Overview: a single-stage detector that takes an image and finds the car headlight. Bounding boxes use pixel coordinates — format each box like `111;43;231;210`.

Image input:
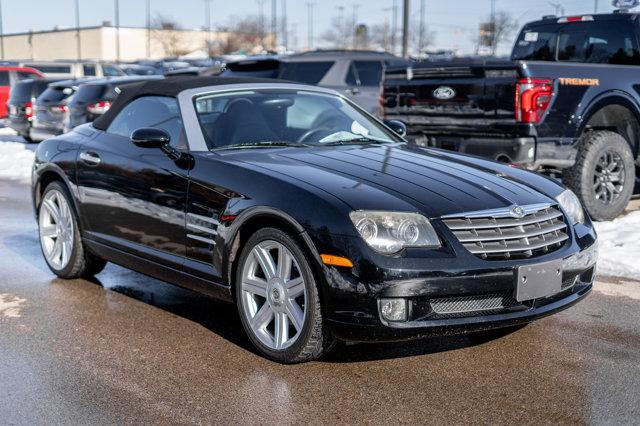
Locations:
555;189;585;225
349;211;440;254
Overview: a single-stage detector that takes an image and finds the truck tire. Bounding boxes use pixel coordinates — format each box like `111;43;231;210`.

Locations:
564;130;635;221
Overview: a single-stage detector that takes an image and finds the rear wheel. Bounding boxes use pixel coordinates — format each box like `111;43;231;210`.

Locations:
564;130;635;221
235;228;335;363
38;182;106;278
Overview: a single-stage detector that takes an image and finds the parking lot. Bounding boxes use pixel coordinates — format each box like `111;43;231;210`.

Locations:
1;159;639;424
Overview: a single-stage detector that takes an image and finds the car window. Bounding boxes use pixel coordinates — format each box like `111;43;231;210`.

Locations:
9;81;32;102
512;25;558;61
278;61;334;84
194;89;400;149
28;64;72;74
38;86;75;103
0;71;9;86
107;96;184;147
346;61;383;87
83;64;97;76
102;65;122;77
512;21;640;64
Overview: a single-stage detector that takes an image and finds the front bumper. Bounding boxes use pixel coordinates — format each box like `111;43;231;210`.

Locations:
317;223;597;343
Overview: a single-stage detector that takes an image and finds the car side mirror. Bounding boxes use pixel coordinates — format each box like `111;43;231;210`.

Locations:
384;119;407;137
131;127;171;148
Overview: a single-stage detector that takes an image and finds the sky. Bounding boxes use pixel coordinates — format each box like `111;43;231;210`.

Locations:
0;0;622;55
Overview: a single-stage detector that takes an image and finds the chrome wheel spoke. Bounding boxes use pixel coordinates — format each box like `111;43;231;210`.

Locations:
242;276;268;297
285;277;305;298
40;225;57;238
250;302;274;331
274;312;288;349
252;245;277;280
277;246;293;280
285;298;304;331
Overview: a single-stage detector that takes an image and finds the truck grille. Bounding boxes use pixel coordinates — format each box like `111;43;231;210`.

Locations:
442;204;568;260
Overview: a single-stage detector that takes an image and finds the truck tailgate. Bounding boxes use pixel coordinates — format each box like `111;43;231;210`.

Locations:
383;60;519;129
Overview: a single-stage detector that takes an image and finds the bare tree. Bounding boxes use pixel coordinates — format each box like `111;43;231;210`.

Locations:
151;15;189;57
217;16;265;54
321;16;351;49
474;11;518;55
410;19;435;55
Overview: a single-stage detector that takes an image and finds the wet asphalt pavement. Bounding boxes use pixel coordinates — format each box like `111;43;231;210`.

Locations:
1;177;639;425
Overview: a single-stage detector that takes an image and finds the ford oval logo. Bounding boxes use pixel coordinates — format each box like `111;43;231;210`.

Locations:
510;205;526;219
433;86;456;100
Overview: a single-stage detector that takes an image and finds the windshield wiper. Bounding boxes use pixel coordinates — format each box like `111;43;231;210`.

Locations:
215;141;308;150
320;136;394;146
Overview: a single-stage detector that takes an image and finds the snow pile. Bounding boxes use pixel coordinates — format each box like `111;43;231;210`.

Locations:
594;211;640;279
0;141;34;184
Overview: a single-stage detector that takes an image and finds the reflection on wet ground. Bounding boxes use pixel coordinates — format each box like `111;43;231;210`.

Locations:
1;180;639;424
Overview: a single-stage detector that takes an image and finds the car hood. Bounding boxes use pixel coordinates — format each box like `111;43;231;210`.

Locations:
223;144;561;218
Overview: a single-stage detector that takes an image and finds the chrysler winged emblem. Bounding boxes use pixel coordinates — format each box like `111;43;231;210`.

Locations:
510;205;526;219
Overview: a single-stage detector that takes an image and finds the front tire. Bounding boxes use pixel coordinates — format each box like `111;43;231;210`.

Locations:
564;130;635;221
38;182;107;278
235;228;334;363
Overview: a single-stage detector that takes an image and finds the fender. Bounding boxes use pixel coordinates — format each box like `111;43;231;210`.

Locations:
221;205;324;287
32;162;80;219
576;89;640;136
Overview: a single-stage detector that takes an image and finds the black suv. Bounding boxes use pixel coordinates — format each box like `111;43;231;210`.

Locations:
383;11;640;220
7;78;62;142
64;76;163;132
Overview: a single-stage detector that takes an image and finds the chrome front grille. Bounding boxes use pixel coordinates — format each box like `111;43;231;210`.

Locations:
442;204;569;260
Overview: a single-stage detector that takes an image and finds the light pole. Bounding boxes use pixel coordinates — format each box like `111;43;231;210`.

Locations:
418;0;425;54
391;0;397;55
306;2;314;50
257;0;266;49
205;0;212;55
0;0;5;61
114;0;120;62
146;0;151;58
281;0;288;51
271;0;277;49
75;0;81;60
401;0;409;58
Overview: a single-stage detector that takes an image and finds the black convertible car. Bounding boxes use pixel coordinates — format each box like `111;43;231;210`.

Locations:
32;77;597;363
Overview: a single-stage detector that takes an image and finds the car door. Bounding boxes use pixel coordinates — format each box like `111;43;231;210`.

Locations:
75;95;189;270
344;60;384;114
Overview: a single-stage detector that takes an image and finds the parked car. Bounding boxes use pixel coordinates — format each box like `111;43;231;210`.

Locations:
119;64;162;76
30;78;91;141
7;78;64;141
382;10;640;220
32;77;596;363
65;75;163;132
19;61;125;78
222;50;409;114
0;66;44;118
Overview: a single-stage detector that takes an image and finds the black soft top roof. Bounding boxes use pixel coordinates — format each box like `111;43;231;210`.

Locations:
93;76;279;131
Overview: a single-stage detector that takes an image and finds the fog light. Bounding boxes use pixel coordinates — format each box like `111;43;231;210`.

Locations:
379;298;408;322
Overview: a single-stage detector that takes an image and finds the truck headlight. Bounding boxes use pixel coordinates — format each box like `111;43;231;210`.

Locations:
556;189;585;225
349;211;440;254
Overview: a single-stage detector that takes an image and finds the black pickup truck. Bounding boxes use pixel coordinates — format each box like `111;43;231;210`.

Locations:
382;12;640;220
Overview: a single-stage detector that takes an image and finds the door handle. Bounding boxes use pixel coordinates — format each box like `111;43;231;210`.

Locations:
80;151;101;166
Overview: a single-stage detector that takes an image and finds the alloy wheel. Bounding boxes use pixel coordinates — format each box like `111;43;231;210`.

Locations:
39;189;74;271
593;150;625;205
240;240;307;350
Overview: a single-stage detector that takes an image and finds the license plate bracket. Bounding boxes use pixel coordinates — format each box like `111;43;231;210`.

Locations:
515;259;563;302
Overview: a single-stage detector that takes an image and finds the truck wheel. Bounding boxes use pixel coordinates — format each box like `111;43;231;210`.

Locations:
564;130;635;221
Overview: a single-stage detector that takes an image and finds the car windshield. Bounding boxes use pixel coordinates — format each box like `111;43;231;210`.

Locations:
194;89;401;150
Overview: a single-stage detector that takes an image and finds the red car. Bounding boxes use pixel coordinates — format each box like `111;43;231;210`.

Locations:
0;66;44;118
